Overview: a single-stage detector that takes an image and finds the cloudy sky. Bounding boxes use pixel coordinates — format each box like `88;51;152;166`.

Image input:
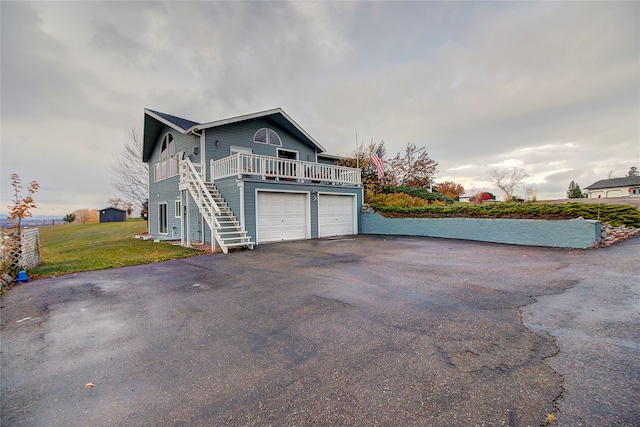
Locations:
1;1;638;215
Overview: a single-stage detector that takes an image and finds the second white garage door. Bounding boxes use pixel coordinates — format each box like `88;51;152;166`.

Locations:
256;191;308;243
318;194;356;238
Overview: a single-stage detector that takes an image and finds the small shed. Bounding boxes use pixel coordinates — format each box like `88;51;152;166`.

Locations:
99;207;127;223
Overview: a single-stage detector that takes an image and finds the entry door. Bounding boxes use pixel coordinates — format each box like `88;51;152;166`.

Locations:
318;194;356;237
257;192;308;243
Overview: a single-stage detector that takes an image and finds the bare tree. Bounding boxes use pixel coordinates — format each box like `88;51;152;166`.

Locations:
488;166;529;201
107;198;134;216
336;140;387;187
387;142;438;188
108;129;148;209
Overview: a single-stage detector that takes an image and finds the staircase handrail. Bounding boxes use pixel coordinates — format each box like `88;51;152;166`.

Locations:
183;158;221;216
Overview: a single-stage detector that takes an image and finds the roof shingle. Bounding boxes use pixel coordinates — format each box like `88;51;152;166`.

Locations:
585;176;640;189
147;109;200;131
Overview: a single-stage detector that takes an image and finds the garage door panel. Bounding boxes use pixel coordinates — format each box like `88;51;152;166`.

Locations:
257;192;308;243
319;194;355;238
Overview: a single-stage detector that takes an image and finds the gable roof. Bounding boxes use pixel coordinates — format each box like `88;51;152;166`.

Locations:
585;176;640;190
99;207;127;212
143;108;325;162
147;109;200;131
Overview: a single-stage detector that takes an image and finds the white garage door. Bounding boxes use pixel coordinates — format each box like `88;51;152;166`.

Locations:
318;194;356;238
257;192;308;243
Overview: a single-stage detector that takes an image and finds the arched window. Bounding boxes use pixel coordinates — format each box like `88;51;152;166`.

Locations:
160;133;175;160
154;133;179;182
253;128;282;146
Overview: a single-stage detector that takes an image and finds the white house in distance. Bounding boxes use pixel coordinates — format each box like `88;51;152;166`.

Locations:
584;176;640;198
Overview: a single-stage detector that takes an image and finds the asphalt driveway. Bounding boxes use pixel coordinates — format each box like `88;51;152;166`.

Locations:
1;235;638;426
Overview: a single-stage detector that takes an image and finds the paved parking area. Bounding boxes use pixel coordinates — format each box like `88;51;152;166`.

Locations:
1;235;638;426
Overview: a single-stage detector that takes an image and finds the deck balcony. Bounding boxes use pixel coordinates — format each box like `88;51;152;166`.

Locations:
211;153;361;186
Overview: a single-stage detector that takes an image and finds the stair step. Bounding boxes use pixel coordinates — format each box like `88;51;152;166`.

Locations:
186;176;254;252
222;241;254;248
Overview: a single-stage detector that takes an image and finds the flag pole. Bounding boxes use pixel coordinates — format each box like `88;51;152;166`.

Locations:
356;130;359;170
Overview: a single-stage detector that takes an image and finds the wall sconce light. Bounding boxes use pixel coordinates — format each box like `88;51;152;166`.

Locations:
215;140;220;148
307;154;311;160
194;146;199;155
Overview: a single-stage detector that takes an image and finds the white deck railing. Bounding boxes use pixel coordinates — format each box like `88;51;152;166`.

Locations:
211;154;361;185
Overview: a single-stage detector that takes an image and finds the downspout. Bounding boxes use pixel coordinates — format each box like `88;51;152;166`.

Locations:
190;128;205;179
180;191;186;246
191;128;210;246
186;193;191;248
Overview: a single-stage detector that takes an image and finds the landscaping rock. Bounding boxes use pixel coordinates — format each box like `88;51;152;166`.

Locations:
599;223;640;246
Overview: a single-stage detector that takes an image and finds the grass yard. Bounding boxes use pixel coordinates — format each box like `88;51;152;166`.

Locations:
30;219;202;278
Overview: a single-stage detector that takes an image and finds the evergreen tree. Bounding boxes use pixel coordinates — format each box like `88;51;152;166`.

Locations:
63;213;76;223
567;180;585;198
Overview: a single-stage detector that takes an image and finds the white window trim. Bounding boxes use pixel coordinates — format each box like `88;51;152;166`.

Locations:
253;128;282;146
154;133;179;182
230;146;252;155
277;148;298;160
175;200;182;218
158;202;168;235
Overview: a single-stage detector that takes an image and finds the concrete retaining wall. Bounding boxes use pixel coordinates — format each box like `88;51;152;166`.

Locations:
360;212;601;248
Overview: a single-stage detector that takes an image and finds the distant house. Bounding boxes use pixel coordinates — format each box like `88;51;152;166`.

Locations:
100;207;127;223
458;192;474;203
584;176;640;198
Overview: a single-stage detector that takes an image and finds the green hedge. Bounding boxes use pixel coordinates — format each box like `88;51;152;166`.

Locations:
380;186;454;203
370;202;640;227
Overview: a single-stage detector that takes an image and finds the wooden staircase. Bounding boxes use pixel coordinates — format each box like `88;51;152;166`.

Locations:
180;159;254;253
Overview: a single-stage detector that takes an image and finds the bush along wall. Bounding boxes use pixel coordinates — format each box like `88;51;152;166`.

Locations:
370;202;640;228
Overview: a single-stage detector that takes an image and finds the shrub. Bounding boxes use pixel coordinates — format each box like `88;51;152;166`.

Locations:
370;202;640;227
369;193;432;208
380;186;454;203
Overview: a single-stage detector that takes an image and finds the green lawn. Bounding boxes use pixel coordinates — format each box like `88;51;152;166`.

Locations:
30;219;202;278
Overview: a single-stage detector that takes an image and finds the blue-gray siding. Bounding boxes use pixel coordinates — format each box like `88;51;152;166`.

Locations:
360;212;601;249
148;125;199;239
213;177;362;244
203;118;318;180
146;118;362;243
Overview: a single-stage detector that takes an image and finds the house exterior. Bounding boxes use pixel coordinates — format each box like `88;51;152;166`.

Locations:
99;207;127;223
584;176;640;199
142;108;362;253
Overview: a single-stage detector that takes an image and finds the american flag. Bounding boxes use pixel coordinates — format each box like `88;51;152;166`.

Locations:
371;147;384;179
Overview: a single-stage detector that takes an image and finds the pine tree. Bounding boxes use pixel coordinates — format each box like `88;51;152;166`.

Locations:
567;180;585;198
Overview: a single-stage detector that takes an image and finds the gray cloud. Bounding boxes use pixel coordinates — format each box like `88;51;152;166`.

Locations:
1;1;638;214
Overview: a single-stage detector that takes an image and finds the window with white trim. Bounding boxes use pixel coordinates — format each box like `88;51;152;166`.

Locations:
253;128;282;146
154;133;179;181
230;146;252;156
175;200;182;218
158;202;168;234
